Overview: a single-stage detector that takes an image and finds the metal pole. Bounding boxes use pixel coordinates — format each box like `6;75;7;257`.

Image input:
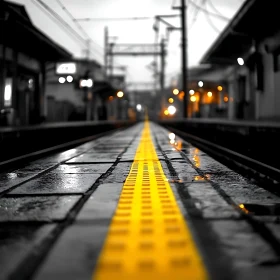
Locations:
104;26;108;78
181;0;188;118
108;43;114;80
160;38;165;92
154;18;159;94
0;0;6;112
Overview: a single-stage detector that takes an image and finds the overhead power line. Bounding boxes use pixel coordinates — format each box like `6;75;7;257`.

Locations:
32;0;87;47
188;0;230;21
75;17;153;22
33;0;104;63
55;0;105;61
205;0;221;33
189;0;204;29
56;0;89;40
207;0;224;16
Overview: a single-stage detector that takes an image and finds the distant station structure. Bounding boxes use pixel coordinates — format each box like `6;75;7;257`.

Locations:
200;0;280;121
0;0;72;126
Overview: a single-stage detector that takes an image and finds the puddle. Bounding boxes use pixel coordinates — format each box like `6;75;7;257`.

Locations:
239;203;280;216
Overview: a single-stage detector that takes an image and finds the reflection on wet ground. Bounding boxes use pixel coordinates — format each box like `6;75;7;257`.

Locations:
239;203;280;216
168;131;203;168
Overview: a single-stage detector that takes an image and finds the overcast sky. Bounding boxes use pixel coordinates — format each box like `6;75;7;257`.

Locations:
11;0;245;88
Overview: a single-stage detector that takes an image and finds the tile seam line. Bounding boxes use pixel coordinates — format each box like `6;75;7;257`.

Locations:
153;123;237;280
7;125;143;280
92;120;209;280
160;123;280;259
0;127;141;197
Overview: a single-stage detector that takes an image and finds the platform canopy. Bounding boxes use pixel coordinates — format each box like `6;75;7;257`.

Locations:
1;0;72;61
200;0;280;65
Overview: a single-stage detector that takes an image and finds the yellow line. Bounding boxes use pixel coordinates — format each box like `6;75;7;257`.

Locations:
93;121;209;280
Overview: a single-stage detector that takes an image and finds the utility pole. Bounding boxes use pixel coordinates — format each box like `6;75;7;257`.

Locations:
160;38;165;92
109;43;114;79
0;0;6;112
104;26;108;78
181;0;188;118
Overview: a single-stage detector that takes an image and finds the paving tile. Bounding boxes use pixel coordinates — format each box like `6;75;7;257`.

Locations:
50;164;112;174
77;183;123;221
89;148;124;153
175;173;205;183
181;182;240;219
164;151;184;160
186;182;228;205
265;223;280;243
170;160;198;174
9;174;100;195
119;153;136;161
102;162;132;183
209;220;280;280
0;196;81;221
0;173;35;194
0;224;55;280
66;154;118;163
30;148;87;164
33;224;109;280
207;172;280;205
189;154;232;173
13;163;57;174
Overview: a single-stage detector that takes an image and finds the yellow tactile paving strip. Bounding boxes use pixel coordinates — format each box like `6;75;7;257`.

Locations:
93;121;208;280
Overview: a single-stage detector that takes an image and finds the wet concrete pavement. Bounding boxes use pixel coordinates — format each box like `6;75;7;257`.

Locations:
1;122;280;280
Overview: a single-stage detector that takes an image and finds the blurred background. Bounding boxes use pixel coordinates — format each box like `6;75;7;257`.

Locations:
2;0;278;125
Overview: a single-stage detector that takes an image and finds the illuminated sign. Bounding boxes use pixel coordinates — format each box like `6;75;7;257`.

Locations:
80;79;94;88
56;63;76;74
4;78;12;107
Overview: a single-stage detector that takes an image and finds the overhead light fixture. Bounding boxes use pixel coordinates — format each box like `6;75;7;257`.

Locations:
58;77;66;83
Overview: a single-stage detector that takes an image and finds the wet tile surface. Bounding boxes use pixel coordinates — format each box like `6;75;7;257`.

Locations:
0;196;81;221
170;160;199;174
33;224;108;280
164;151;184;160
0;173;35;194
176;173;206;183
102;162;132;183
2;122;280;280
9;174;100;194
181;182;241;219
207;172;280;204
50;164;112;174
77;183;123;221
209;220;280;279
13;163;57;174
66;154;119;163
191;154;232;173
0;224;55;280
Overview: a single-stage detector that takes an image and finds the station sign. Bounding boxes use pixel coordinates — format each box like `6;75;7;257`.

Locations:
56;62;76;74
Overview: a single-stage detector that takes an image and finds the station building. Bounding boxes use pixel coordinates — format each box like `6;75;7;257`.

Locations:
45;59;116;122
200;0;280;121
0;0;72;126
45;63;137;122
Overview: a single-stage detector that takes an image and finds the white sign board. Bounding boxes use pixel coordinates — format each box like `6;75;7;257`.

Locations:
56;62;76;74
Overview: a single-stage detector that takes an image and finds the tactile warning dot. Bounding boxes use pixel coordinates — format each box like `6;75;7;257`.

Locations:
138;260;155;269
106;243;126;251
168;240;188;248
170;257;191;267
139;242;154;250
141;218;153;224
93;121;208;280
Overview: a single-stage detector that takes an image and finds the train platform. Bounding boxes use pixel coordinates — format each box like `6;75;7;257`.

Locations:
1;120;280;280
